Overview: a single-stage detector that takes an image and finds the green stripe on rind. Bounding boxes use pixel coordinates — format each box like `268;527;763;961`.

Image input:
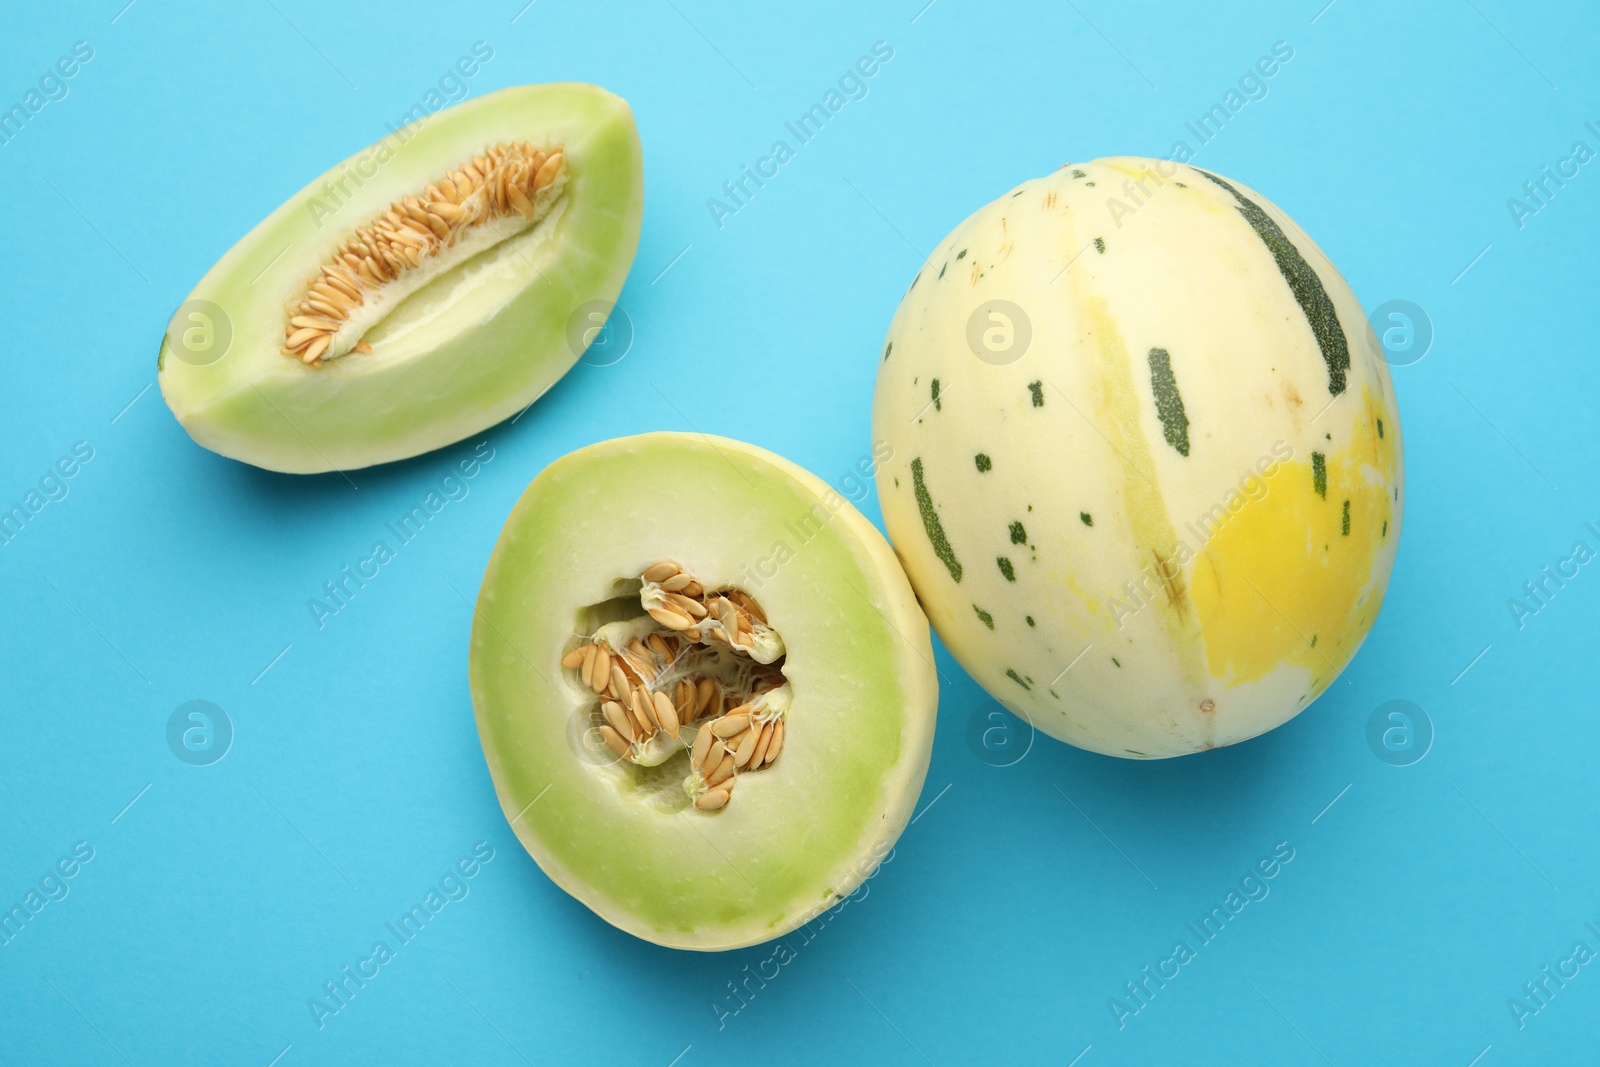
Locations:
1312;452;1327;498
911;457;962;583
1197;170;1350;397
1146;347;1190;457
973;605;994;629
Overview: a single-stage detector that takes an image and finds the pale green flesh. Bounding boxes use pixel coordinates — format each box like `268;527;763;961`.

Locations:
159;83;643;473
469;434;938;950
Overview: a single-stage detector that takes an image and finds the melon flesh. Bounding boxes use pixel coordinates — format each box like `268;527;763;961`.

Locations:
872;158;1403;758
158;83;643;473
469;433;938;950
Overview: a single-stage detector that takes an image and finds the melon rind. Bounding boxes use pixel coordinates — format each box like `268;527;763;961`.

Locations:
158;83;644;473
872;158;1404;758
469;433;938;950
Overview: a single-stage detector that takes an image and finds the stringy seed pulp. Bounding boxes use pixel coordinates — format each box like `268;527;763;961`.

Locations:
284;140;568;366
561;562;788;813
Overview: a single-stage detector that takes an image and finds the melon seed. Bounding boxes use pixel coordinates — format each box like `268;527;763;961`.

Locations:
560;561;789;810
282;140;568;366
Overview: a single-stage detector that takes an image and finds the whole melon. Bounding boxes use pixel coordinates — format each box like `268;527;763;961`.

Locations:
872;158;1403;758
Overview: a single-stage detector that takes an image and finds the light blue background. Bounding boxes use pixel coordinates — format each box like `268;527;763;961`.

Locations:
3;1;1596;1063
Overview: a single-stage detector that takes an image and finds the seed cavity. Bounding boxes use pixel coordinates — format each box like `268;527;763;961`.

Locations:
562;562;789;813
283;140;568;366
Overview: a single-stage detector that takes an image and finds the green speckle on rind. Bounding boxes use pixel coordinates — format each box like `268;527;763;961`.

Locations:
1197;169;1350;397
911;457;962;583
957;249;968;260
974;453;991;472
1093;237;1105;254
1009;521;1027;544
1080;512;1093;527
931;379;941;411
1376;417;1384;438
1028;381;1043;407
1006;668;1030;690
1025;615;1035;627
1341;499;1350;535
973;605;994;629
1312;452;1327;498
883;341;893;362
996;557;1015;582
1146;347;1190;457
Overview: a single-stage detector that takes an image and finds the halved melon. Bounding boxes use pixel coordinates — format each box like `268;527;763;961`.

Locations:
158;83;643;473
469;433;937;950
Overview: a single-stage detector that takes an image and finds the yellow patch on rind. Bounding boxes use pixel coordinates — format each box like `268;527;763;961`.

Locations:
1190;386;1398;688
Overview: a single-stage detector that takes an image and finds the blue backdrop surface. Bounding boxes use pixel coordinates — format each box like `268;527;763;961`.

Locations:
2;1;1597;1063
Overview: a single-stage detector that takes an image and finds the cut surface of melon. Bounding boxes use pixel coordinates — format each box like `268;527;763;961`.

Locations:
159;83;643;473
470;433;938;950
